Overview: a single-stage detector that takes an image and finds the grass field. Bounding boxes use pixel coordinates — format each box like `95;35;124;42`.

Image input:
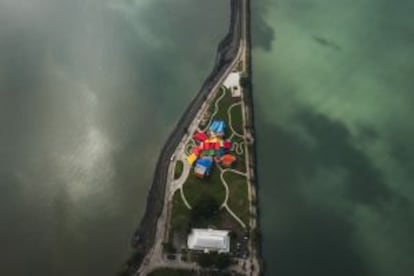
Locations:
182;165;226;207
169;184;245;248
211;88;239;124
223;171;249;227
174;160;184;179
170;190;191;234
229;103;243;135
168;83;250;254
231;135;247;173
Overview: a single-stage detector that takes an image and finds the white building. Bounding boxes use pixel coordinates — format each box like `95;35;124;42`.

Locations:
223;72;241;97
187;228;230;253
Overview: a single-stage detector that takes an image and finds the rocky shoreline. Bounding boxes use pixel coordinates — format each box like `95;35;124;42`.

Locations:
242;1;265;274
127;0;263;274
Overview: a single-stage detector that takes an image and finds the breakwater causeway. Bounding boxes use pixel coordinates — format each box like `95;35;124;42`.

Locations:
127;0;262;273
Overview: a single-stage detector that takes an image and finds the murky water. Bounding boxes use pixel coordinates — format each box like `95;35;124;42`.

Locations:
2;0;413;275
0;0;228;275
252;0;414;275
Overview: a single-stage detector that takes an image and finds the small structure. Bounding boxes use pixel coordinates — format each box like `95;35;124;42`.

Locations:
223;72;241;97
187;121;237;175
187;153;198;165
187;228;230;253
193;131;208;142
223;140;232;150
221;154;236;167
194;157;213;178
209;121;225;137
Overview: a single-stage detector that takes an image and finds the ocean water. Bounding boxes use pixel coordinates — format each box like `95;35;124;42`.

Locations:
252;0;414;275
2;0;413;275
0;0;228;275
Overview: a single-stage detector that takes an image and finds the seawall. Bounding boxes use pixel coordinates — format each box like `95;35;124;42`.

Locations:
242;0;265;274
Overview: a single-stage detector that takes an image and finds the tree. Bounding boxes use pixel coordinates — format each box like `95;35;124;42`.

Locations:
172;214;190;234
240;76;250;88
162;242;176;254
190;196;220;225
197;252;231;269
197;252;216;268
215;254;231;270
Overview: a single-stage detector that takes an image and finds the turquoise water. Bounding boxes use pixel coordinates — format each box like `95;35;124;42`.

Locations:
252;0;414;275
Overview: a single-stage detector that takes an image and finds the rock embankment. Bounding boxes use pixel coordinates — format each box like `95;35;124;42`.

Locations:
241;1;265;274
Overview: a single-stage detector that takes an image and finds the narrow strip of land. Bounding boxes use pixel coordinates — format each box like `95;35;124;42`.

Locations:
127;1;261;275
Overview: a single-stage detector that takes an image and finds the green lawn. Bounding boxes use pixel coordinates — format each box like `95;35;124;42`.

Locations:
170;190;191;234
208;87;225;114
229;103;244;135
168;84;250;254
182;165;226;208
199;88;225;129
169;181;245;246
200;86;240;132
223;171;249;227
174;160;184;179
211;88;239;123
184;139;196;156
189;207;245;236
231;135;247;173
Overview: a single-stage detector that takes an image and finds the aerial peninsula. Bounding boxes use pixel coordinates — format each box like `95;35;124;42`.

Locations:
123;1;262;275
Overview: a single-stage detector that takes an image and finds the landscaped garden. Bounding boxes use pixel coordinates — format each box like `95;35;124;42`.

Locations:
167;83;250;256
223;171;249;227
182;165;226;207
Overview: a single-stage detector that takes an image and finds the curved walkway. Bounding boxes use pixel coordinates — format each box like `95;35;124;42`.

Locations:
224;168;247;177
169;156;192;209
176;80;248;230
184;139;196;156
200;86;226;132
219;167;247;229
224;205;246;229
228;102;244;138
232;141;245;156
179;163;246;229
180;187;192;210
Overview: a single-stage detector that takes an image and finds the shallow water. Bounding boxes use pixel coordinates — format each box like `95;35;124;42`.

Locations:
252;0;414;275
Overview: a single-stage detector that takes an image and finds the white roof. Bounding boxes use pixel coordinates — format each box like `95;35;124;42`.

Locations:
223;72;241;97
187;228;230;253
223;72;240;89
194;165;207;175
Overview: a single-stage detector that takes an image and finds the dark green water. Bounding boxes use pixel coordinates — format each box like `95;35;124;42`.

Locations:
0;0;228;275
1;0;413;275
252;0;414;275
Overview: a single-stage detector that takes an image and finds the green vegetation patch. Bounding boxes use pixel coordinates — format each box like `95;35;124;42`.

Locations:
185;139;196;155
207;87;226;115
170;190;191;234
182;166;226;208
191;207;242;232
196;252;231;269
223;171;249;227
148;268;194;276
229;103;244;135
231;135;247;173
200;86;241;131
211;88;238;123
174;160;184;179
